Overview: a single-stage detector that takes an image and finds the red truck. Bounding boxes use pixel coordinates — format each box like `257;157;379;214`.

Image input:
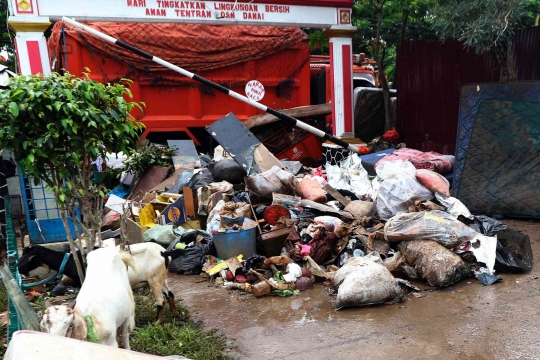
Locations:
49;22;377;161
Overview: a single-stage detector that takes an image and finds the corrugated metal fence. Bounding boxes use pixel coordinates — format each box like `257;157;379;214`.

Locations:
514;26;540;81
395;27;540;154
395;40;499;154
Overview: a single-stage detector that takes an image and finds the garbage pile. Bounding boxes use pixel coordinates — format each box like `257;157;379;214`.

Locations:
94;122;533;310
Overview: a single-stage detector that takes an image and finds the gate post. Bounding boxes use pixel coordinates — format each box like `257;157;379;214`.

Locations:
324;25;357;138
8;0;51;75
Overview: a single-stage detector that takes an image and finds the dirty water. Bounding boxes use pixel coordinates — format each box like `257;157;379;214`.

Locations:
168;220;540;360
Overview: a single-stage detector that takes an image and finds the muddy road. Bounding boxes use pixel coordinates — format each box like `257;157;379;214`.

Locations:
169;220;540;360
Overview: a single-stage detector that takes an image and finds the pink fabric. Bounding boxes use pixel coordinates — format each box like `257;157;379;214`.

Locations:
297;244;313;256
375;148;454;174
416;169;451;196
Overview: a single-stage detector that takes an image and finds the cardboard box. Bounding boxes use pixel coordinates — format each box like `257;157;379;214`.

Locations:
124;218;148;244
158;196;186;225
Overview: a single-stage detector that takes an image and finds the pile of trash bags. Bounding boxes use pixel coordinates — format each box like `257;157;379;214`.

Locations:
101;143;534;310
189;150;532;309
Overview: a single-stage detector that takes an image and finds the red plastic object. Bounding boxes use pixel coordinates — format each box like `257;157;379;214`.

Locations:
263;127;323;163
359;145;371;154
263;205;291;226
382;128;399;144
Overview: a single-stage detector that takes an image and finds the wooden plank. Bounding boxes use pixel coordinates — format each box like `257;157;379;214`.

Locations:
253;144;284;172
322;184;351;207
182;186;197;218
244;103;332;129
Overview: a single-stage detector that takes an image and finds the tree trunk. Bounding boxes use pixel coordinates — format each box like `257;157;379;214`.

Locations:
400;10;409;44
382;83;393;131
373;3;393;131
500;44;517;81
60;210;85;285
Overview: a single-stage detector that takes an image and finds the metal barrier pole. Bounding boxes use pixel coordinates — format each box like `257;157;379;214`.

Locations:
61;17;360;155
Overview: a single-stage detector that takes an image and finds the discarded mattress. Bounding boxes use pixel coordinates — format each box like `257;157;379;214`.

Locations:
360;148;395;176
374;148;455;174
453;99;540;217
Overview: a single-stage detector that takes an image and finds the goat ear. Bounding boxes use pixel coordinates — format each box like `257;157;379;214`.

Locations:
69;301;76;310
14;254;36;268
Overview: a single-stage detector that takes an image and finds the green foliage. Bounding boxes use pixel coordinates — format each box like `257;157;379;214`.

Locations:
122;141;174;176
130;289;232;360
0;1;16;73
354;0;437;82
305;1;437;82
306;30;329;55
432;0;537;58
0;71;143;255
0;71;143;204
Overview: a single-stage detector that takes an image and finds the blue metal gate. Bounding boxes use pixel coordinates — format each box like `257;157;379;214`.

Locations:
19;174;79;243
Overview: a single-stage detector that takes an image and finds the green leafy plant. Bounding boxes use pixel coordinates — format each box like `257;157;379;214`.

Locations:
0;71;144;283
130;289;232;359
432;0;538;80
123;141;174;176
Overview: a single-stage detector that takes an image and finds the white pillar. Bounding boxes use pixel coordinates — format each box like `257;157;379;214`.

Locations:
324;25;356;138
8;14;51;75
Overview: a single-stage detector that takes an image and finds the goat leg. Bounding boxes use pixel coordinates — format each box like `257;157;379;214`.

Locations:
155;305;164;325
165;290;179;318
120;320;131;350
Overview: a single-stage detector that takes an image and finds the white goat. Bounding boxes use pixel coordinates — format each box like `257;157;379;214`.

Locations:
40;248;135;349
120;242;178;324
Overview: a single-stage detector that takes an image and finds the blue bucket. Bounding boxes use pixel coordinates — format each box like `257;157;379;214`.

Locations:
212;228;257;259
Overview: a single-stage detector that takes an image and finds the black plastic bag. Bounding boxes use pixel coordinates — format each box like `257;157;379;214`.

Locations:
469;215;508;236
232;191;250;204
186;169;214;190
244;254;266;272
494;229;533;273
167;230;213;250
164;230;216;274
2;158;16;178
165;245;211;274
208;159;247;184
255;205;267;219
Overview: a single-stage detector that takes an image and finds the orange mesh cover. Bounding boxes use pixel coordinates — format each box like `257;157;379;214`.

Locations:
48;21;308;72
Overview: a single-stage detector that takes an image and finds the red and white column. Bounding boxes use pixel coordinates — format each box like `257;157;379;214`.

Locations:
325;25;356;138
8;0;51;75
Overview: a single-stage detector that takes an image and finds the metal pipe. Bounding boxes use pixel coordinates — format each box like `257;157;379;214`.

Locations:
61;17;360;154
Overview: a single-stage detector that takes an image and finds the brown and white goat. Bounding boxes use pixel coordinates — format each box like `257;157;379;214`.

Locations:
18;242;178;324
40;248;135;349
121;242;178;324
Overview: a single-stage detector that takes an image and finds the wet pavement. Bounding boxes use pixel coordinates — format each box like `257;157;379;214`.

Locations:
168;220;540;360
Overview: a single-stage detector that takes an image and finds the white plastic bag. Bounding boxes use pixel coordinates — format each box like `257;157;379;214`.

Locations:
376;160;417;180
326;154;373;199
283;263;303;283
454;234;497;274
435;193;474;220
375;160;433;220
384;210;479;248
333;252;401;309
206;200;226;233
